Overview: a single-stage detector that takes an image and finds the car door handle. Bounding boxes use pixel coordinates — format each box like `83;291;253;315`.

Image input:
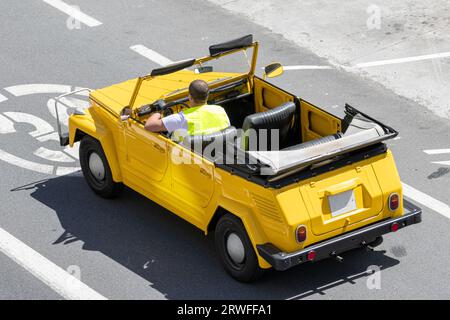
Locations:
199;168;212;178
153;143;165;153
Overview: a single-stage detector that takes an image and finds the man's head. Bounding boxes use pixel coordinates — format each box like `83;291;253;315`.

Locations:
188;79;209;106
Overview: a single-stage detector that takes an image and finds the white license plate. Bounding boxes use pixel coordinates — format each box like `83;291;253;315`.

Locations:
328;189;357;217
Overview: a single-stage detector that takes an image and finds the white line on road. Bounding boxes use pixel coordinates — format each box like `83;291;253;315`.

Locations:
0;114;16;134
431;161;450;166
354;51;450;68
283;65;333;70
272;52;450;72
34;147;76;163
0;227;106;300
130;45;174;66
0;149;54;175
0;93;7;103
42;0;102;27
423;149;450;155
4;112;54;137
4;84;71;97
403;183;450;220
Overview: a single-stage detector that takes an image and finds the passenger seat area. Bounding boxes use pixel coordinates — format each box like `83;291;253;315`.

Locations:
181;126;237;160
241;101;296;151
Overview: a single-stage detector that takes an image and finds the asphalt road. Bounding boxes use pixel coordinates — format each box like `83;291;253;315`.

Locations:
0;0;449;300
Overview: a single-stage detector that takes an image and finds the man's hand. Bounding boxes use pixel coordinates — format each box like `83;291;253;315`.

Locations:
144;113;167;132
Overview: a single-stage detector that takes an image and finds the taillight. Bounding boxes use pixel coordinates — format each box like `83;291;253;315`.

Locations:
389;193;400;211
296;225;307;243
391;222;399;232
307;250;316;261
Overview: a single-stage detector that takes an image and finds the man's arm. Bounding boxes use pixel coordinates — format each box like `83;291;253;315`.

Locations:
145;112;187;134
144;113;167;132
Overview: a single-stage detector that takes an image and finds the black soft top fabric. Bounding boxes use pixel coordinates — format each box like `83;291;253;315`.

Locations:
150;59;196;76
209;34;253;56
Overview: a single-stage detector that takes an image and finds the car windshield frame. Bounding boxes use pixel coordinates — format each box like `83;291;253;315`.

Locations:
128;41;259;109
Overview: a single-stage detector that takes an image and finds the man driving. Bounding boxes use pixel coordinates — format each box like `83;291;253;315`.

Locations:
144;79;230;140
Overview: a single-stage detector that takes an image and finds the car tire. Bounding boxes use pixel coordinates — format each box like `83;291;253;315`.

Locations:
215;214;264;282
368;236;383;248
79;135;123;198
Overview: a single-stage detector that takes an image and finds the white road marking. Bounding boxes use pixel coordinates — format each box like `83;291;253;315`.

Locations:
268;51;450;73
5;84;71;97
73;87;91;96
34;147;76;163
354;51;450;68
403;183;450;220
42;0;102;27
0;227;106;300
431;161;450;166
0;84;81;175
0;149;54;175
36;131;60;142
423;149;450;155
63;142;80;159
130;45;174;66
0;93;7;103
0;114;16;134
283;65;333;70
4;112;54;137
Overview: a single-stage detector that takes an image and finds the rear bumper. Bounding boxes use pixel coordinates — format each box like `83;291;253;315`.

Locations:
256;199;422;271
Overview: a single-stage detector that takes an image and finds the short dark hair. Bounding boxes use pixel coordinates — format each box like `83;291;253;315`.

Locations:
189;80;209;103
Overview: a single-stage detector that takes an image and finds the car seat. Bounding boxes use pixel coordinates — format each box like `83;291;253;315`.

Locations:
241;101;296;151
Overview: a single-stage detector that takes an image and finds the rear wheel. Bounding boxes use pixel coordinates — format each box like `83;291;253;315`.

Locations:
215;214;264;282
368;236;383;248
79;135;123;198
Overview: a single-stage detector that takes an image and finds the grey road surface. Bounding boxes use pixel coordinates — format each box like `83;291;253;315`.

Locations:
0;0;449;299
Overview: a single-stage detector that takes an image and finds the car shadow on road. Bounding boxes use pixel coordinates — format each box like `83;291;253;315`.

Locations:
21;172;400;300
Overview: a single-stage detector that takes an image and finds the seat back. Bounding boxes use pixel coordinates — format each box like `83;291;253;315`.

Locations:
181;126;237;159
242;101;296;150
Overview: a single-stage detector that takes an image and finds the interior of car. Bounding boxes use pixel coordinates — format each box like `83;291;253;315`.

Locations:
176;75;342;155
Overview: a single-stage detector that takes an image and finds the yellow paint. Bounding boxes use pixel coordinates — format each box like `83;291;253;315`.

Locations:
68;41;403;270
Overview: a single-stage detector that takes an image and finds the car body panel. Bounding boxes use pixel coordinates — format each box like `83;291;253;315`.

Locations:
65;38;418;272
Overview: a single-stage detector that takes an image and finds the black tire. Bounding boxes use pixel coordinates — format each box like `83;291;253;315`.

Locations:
79;135;123;198
368;236;383;248
215;214;264;282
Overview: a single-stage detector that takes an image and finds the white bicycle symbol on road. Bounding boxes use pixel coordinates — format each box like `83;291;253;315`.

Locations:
0;84;89;176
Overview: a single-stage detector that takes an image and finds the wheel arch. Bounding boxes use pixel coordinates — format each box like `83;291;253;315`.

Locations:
207;201;271;269
70;114;123;182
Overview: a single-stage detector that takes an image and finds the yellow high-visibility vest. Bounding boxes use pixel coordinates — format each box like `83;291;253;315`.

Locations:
183;104;230;136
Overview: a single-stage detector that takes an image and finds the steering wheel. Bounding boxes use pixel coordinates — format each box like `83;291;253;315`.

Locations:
168;102;190;115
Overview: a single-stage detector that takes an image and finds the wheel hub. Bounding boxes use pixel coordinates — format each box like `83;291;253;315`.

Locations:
88;152;105;181
226;233;245;265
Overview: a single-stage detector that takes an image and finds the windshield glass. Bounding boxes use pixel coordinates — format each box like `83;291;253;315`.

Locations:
191;47;254;74
158;47;253;99
131;46;254;107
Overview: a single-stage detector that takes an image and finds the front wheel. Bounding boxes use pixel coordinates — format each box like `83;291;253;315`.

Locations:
79;135;123;198
215;214;264;282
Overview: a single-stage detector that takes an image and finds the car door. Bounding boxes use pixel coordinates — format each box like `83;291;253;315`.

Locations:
124;119;168;189
169;143;215;223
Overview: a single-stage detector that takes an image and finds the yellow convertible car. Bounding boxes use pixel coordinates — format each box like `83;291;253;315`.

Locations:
55;35;421;282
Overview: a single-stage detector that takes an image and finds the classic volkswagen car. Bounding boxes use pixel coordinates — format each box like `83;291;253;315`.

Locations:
55;35;421;282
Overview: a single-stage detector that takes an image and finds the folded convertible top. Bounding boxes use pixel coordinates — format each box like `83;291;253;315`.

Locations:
250;117;395;176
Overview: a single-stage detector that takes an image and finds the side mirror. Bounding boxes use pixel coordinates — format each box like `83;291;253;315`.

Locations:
120;107;132;121
263;62;284;79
